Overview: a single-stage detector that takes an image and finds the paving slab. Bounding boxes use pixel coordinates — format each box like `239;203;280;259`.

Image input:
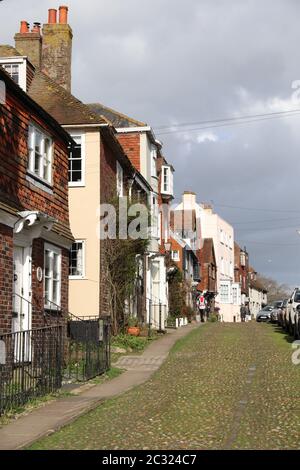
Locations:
0;323;198;450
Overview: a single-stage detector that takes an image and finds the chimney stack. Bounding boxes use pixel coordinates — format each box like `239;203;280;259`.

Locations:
42;5;73;92
15;20;42;69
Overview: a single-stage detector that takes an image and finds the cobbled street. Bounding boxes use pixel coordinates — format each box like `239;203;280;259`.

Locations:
30;322;300;450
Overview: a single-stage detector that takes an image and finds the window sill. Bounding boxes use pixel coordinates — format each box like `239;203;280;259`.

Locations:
69;275;86;280
44;307;62;314
26;171;53;194
68;182;86;188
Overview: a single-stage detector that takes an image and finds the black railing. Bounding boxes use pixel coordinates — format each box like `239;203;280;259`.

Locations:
64;315;111;382
0;325;63;416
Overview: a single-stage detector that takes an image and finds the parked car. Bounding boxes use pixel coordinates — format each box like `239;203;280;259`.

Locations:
270;300;284;323
285;288;300;337
256;305;274;322
277;299;288;327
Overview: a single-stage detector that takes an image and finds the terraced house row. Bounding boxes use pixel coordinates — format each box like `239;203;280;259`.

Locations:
0;5;267;340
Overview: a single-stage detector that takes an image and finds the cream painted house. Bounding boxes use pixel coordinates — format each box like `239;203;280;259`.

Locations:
199;204;241;322
173;193;241;322
67;127;101;317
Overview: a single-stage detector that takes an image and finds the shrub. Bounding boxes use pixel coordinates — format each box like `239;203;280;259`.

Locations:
111;333;149;352
208;313;219;323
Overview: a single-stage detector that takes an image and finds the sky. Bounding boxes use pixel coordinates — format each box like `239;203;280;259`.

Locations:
1;0;300;287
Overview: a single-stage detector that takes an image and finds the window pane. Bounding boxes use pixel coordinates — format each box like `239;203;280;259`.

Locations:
45;250;51;277
69;137;82;183
69;242;83;276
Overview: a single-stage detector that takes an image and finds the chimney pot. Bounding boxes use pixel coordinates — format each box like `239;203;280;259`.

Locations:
20;21;29;34
59;6;69;24
32;22;41;34
48;8;57;24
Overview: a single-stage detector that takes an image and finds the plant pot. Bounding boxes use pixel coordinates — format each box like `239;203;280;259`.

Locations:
127;326;140;336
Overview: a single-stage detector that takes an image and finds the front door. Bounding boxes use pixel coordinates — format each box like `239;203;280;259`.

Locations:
12;246;31;333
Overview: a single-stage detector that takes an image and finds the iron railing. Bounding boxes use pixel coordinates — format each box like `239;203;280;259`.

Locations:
64;315;111;382
146;296;168;335
0;325;63;416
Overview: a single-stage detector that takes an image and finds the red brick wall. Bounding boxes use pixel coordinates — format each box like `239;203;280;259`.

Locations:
0;89;70;227
0;224;13;334
117;133;141;171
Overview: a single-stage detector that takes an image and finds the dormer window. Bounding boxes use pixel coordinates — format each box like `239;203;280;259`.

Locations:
2;63;19;84
0;57;27;91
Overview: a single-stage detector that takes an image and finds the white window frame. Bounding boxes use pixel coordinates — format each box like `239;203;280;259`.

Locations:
151;145;157;178
150;193;159;239
220;281;230;303
68;133;86;187
171;250;180;262
69;240;86;279
0;57;27;91
28;123;53;186
116;161;124;197
161;165;170;193
44;243;62;309
2;63;19;84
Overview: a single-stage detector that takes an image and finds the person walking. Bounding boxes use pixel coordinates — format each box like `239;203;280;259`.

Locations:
198;294;206;322
240;304;247;322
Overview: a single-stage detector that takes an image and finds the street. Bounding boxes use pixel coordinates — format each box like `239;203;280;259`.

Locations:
30;322;300;450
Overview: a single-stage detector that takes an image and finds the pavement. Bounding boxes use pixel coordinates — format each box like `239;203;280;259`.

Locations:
0;322;198;450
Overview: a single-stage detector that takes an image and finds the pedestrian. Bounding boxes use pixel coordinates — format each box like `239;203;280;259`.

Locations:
240;304;247;322
245;303;251;322
198;294;206;322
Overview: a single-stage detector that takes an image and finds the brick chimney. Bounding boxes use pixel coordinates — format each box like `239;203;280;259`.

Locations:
41;6;73;92
14;21;42;69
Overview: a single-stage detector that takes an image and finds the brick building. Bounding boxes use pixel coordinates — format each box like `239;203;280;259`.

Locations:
0;67;73;334
198;238;217;312
234;242;249;305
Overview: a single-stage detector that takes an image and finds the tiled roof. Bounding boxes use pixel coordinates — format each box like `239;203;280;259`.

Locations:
28;71;108;126
0;45;22;57
88;103;146;128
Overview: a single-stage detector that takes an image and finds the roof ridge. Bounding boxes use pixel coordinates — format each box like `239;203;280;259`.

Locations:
88;102;147;127
32;71;107;124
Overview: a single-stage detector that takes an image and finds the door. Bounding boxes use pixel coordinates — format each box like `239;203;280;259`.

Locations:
12;246;31;333
13;246;32;362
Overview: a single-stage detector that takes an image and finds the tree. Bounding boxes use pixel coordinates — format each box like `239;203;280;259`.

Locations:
256;274;291;303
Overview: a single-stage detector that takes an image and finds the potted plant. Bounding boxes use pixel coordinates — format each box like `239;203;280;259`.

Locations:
127;316;141;336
